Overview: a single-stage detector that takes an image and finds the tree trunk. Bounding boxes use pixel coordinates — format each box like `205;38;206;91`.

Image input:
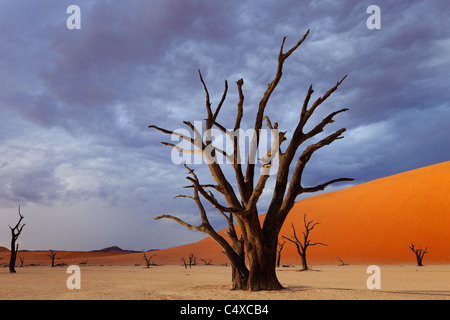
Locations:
246;242;283;291
244;217;283;291
228;229;249;290
300;254;308;271
277;252;281;268
230;265;249;290
9;208;24;274
276;241;285;268
9;243;18;273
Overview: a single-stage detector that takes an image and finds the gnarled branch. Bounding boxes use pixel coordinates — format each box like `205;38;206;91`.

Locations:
300;177;356;194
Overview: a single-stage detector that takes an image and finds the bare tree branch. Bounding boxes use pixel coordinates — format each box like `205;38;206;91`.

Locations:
198;69;213;120
148;125;195;145
246;29;310;190
300;177;356;194
213;79;228;121
154;214;204;232
160;142;201;154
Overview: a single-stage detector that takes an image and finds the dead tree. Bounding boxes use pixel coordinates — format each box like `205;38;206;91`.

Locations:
200;258;213;265
48;250;57;267
143;251;155;268
409;243;428;266
150;29;354;290
188;252;197;267
55;261;68;267
337;257;348;266
9;206;25;273
277;240;286;267
282;214;326;271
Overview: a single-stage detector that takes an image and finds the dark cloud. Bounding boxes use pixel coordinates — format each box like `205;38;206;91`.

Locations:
0;0;449;250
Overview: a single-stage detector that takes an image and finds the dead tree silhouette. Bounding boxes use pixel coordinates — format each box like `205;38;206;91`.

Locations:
151;29;354;290
9;206;25;273
48;250;57;267
277;240;286;268
409;243;428;266
282;214;326;271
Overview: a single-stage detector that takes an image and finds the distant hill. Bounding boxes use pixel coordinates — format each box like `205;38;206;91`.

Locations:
0;246;9;252
89;246;142;254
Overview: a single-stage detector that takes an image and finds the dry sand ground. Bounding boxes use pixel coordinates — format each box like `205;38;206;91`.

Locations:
1;264;450;300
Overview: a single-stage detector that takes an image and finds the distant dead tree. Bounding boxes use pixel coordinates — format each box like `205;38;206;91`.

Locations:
143;251;155;268
151;29;354;290
79;260;88;265
9;206;25;273
282;214;326;271
48;250;57;267
409;243;428;266
337;257;348;266
200;258;213;265
181;256;188;269
181;253;198;268
188;252;197;268
19;256;24;267
277;240;286;267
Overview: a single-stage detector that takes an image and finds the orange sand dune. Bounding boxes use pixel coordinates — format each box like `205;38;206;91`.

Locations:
2;162;448;267
152;161;450;266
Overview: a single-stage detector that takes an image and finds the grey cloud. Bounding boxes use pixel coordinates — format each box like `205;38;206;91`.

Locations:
1;1;449;250
4;168;66;206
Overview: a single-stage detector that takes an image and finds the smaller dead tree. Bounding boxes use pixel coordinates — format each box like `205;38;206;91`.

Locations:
55;261;68;267
181;253;198;268
277;240;286;268
143;251;155;268
282;214;326;271
9;206;25;273
188;252;197;268
200;258;213;265
48;250;57;267
337;257;348;266
409;243;428;266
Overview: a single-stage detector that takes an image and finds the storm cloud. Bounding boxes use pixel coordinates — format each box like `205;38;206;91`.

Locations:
0;0;449;250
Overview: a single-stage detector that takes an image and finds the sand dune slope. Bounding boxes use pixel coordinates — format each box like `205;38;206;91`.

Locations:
153;161;450;265
3;162;448;267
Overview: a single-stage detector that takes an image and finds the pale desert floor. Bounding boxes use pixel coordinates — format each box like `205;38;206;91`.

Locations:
1;264;450;300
